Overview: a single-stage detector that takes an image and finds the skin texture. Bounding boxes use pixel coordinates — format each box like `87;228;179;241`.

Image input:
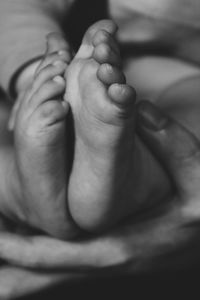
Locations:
5;21;170;237
1;97;200;298
66;20;170;231
1;17;200;299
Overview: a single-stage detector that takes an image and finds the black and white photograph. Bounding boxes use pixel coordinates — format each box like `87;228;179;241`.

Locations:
0;0;200;299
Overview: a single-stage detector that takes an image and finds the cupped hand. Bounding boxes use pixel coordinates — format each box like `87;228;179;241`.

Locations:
2;100;200;299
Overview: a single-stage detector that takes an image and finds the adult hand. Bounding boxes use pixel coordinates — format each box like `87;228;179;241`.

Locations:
1;100;200;298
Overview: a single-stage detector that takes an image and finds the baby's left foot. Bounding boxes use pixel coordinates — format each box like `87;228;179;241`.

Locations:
14;45;78;238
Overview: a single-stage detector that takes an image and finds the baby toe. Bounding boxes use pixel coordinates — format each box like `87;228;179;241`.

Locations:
93;43;121;67
93;30;120;55
82;19;117;46
97;64;125;85
75;20;118;60
108;84;136;110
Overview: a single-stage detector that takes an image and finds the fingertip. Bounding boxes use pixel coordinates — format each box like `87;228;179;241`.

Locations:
137;101;200;167
137;101;169;132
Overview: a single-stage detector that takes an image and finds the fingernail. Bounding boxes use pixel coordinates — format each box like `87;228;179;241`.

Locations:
137;101;168;131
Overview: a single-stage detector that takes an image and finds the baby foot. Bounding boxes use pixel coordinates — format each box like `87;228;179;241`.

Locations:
66;20;142;231
14;41;78;238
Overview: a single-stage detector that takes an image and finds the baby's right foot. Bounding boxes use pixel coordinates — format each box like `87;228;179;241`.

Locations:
66;20;170;232
65;20;161;231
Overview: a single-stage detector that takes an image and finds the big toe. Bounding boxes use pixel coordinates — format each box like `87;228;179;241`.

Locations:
82;20;117;45
93;29;120;55
76;20;117;59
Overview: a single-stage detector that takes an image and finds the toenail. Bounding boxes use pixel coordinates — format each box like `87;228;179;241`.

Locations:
53;75;65;84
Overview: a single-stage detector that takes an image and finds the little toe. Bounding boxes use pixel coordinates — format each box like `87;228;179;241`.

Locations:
108;83;136;109
93;30;120;55
97;64;125;85
93;43;121;67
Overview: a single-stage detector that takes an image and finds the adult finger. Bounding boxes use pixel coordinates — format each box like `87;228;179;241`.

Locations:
0;232;126;270
137;100;200;202
0;265;79;300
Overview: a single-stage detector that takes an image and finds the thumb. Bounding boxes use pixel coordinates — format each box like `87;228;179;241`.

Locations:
137;100;200;200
